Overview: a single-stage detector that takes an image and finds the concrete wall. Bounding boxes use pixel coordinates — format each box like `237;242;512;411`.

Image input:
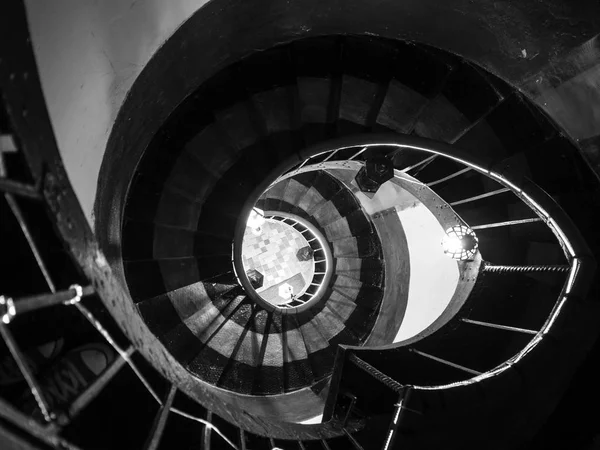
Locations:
24;0;209;226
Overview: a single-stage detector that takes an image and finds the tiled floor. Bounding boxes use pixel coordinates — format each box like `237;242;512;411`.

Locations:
242;219;314;300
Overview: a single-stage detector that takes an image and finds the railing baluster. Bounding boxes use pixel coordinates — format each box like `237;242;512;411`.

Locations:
239;429;246;450
471;217;542;230
400;154;437;173
383;388;412;450
3;193;56;292
410;349;482;375
449;188;510;206
144;384;177;450
0;177;40;199
321;439;332;450
427;167;472;187
68;346;135;420
343;428;365;450
0;285;93;323
349;147;368;160
462;318;537;335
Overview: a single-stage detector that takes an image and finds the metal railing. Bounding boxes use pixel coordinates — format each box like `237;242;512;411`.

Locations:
265;212;333;308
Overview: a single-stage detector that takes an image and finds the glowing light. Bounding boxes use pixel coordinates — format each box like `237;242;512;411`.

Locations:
441;225;479;260
247;208;265;235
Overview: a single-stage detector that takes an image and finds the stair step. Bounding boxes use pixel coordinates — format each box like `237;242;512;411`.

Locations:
299;186;328;216
184;124;238;179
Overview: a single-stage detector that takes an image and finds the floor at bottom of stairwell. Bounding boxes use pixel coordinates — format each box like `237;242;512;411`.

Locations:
241;219;314;297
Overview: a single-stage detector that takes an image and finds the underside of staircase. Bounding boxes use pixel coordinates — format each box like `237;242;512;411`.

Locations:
1;1;600;450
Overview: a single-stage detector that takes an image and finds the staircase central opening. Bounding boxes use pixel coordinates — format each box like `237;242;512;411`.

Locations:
240;190;334;311
241;213;317;307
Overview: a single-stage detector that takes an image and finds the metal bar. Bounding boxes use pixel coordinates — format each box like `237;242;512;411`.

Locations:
348;354;404;393
144;384;177;450
342;394;357;427
74;302;162;405
169;408;239;450
307;238;317;243
400;154;437;173
0;177;40;199
349;147;367;160
294;158;310;174
2;188;56;292
483;264;570;274
322;149;340;163
269;438;277;448
0;397;62;449
239;429;246;450
471;217;542;230
410;349;482;376
321;439;332;450
449;188;511;206
314;259;326;263
68;346;135;419
298;441;307;450
6;285;94;320
0;323;53;421
462;318;538;335
343;428;365;450
203;410;213;450
383;388;412;450
427;167;472;187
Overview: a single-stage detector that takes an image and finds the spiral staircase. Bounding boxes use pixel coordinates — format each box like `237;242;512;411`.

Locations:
2;1;600;450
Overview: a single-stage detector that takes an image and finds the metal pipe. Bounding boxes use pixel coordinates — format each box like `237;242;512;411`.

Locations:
239;429;246;450
410;349;482;375
144;384;177;450
471;217;542;230
322;149;340;163
0;323;54;421
462;318;538;335
449;188;511;206
427;167;472;187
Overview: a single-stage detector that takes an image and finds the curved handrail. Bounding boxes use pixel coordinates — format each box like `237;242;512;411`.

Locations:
283;134;596;393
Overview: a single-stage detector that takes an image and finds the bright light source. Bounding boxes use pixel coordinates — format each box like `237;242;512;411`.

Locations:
247;207;265;235
442;225;478;260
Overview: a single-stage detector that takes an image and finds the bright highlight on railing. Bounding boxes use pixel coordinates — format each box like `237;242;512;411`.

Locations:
247;207;266;236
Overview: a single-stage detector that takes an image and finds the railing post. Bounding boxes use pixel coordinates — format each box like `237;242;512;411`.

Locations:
382;388;412;450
